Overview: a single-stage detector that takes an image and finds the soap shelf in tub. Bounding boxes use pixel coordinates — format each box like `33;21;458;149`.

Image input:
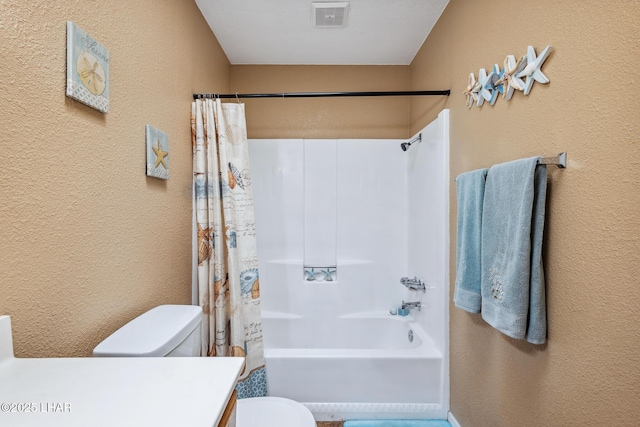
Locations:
304;266;337;282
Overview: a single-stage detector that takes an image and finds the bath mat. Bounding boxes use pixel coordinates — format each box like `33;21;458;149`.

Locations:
344;420;451;427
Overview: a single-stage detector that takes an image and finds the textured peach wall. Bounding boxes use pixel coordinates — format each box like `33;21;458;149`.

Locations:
410;1;640;425
231;65;411;139
0;0;230;357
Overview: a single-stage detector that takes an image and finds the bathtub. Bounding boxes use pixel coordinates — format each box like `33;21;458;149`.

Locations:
262;311;445;421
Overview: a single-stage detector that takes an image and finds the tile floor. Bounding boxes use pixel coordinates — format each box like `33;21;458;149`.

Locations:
317;421;451;427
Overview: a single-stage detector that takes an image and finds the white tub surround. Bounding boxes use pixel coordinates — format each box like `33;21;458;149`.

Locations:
304;139;337;268
0;315;244;427
248;110;450;421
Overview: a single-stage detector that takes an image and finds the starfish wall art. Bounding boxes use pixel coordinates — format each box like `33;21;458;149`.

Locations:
146;125;170;180
464;45;552;109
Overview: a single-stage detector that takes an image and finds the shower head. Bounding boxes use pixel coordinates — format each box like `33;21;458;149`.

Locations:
400;133;421;152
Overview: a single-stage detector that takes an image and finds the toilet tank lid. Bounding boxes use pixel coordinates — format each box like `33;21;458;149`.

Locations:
93;305;203;357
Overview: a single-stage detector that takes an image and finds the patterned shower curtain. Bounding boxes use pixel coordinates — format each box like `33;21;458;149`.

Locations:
190;98;267;398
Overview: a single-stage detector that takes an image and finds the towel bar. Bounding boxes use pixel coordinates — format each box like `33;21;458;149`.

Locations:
537;152;567;168
454;153;567;182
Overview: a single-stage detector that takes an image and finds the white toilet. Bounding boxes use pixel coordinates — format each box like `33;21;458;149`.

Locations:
93;304;315;427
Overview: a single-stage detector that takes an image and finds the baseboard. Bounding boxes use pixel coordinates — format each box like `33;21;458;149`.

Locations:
447;411;461;427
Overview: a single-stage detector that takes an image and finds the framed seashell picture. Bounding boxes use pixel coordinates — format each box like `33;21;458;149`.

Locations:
145;125;169;180
66;21;110;113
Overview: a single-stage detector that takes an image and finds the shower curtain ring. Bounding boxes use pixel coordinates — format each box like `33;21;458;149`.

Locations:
235;92;240;103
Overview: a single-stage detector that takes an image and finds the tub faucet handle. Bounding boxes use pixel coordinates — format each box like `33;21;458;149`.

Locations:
400;277;426;292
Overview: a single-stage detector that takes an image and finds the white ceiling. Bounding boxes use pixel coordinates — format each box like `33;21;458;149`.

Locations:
195;0;450;65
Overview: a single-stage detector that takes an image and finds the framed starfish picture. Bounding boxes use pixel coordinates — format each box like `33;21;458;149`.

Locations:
146;125;169;180
66;22;110;113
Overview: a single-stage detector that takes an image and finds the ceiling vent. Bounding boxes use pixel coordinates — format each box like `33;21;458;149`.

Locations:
312;2;350;28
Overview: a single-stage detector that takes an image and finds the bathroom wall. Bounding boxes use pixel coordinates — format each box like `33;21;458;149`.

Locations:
410;0;640;425
0;0;231;357
231;65;411;139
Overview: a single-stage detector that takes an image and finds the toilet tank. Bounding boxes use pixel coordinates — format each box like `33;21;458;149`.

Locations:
93;305;202;357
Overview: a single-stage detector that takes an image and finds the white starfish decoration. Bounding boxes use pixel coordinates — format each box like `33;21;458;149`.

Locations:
463;73;479;109
478;68;494;106
515;45;553;95
495;55;524;101
510;55;529;92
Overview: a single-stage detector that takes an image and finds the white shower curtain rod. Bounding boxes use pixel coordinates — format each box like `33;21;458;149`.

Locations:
192;90;451;100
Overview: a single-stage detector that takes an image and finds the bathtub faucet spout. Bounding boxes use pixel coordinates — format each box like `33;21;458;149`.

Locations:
401;300;421;311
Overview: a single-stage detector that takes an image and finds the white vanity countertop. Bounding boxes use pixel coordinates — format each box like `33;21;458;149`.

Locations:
0;356;245;427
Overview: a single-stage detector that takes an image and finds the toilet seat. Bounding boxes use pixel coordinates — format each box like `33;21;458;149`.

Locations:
236;396;316;427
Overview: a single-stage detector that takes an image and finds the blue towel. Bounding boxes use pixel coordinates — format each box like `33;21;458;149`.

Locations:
454;168;489;313
481;157;547;344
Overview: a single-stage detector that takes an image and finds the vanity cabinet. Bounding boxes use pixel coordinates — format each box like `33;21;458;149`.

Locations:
218;390;237;427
